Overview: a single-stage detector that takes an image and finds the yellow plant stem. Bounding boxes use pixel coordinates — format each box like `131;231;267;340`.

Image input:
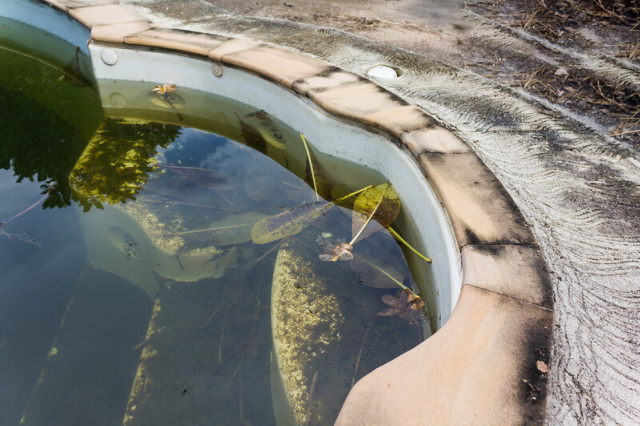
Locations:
334;185;372;203
369;259;409;292
372;264;421;301
300;133;319;202
388;226;432;263
349;195;383;246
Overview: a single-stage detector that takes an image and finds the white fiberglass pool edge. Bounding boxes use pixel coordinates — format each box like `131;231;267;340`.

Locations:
88;43;462;325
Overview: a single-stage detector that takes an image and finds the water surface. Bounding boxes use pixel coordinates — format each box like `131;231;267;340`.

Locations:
0;28;430;426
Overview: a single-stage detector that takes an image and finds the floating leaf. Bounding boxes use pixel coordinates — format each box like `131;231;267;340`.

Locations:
151;84;176;94
234;112;267;154
251;201;333;244
350;253;406;289
151;84;183;121
158;164;237;191
161;212;266;246
351;182;400;244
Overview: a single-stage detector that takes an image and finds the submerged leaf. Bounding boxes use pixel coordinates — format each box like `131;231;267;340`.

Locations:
251;201;333;244
234;337;258;360
233;112;267;154
162;212;266;246
209;246;242;280
318;241;353;262
158;164;237;191
351;182;400;244
377;289;425;326
0;230;41;247
247;109;271;121
350;253;406;289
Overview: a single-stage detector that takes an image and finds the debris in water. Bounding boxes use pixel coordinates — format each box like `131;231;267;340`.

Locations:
0;181;55;247
318;239;353;262
151;84;176;94
377;289;425;326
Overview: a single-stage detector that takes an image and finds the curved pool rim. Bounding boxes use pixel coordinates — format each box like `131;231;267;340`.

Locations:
2;0;555;423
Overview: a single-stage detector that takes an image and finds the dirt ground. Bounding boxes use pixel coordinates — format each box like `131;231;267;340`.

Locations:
200;0;639;148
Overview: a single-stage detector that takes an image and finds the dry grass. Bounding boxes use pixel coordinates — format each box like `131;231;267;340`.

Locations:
467;0;640;147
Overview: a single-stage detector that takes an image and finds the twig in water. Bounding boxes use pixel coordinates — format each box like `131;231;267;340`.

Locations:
254;239;286;264
282;180;304;189
0;182;56;246
217;191;240;213
238;370;245;422
305;371;319;425
0;183;55;229
132;304;222;350
141;198;237;213
350;328;370;389
218;304;231;366
223;360;242;397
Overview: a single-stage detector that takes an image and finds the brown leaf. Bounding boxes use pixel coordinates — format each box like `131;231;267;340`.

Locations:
377;307;403;317
234;337;258;360
318;241;353;262
151;83;176;94
246;109;271;121
536;360;549;374
381;294;400;306
234;112;267;154
377;289;425;326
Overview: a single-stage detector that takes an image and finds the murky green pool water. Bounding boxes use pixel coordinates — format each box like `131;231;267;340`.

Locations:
0;29;431;426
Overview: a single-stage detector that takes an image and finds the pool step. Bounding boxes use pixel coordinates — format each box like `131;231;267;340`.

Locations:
122;270;275;425
19;268;153;426
269;239;424;425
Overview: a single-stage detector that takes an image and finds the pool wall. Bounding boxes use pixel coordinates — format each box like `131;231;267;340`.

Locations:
5;0;554;424
88;44;459;328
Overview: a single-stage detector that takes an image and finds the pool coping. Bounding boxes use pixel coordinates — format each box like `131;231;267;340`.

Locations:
30;0;554;423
